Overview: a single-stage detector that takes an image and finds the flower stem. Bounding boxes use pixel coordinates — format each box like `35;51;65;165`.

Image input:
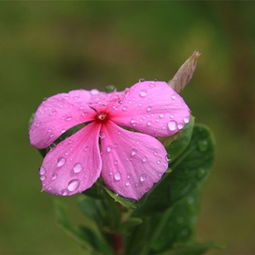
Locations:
112;233;124;255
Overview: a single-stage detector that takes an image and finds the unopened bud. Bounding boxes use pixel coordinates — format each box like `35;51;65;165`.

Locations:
169;51;201;93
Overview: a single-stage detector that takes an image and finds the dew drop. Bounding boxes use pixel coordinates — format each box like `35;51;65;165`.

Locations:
156;160;161;165
114;172;121;181
184;117;190;124
198;140;208;152
39;167;45;175
90;89;99;95
125;181;130;187
40;175;45;181
197;168;206;179
73;163;83;174
61;189;68;196
171;95;176;100
142;156;147;163
57;157;66;167
131;149;137;157
67;179;80;192
130;119;136;126
168;120;177;131
122;106;127;112
106;146;112;152
65;115;72;121
139;174;146;183
139;91;147;97
159;114;164;119
147;121;152;126
146;106;152;112
51;174;57;180
178;123;184;130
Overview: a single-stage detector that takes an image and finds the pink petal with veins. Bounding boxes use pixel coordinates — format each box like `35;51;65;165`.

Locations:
111;81;190;137
101;121;168;200
29;90;96;149
39;122;102;196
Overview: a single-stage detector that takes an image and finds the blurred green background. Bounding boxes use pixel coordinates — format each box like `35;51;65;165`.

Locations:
1;2;254;255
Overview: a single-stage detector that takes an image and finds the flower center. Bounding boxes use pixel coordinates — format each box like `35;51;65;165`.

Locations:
95;112;109;123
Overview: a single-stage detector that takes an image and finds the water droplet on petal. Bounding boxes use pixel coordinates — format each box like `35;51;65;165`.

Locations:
51;174;57;180
156;160;161;165
146;106;152;112
131;149;137;157
139;174;146;183
90;89;99;95
61;189;68;196
40;175;45;181
159;114;164;119
65;115;72;121
73;163;83;174
39;167;45;175
147;121;152;126
57;157;66;167
178;123;184;130
171;95;176;100
142;156;147;163
168;120;177;131
122;106;127;112
67;179;80;192
106;146;112;152
184;117;190;124
130;119;136;126
139;91;147;97
125;181;130;187
114;172;121;181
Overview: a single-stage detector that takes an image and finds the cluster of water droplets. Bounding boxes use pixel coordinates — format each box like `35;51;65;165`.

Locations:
40;155;87;196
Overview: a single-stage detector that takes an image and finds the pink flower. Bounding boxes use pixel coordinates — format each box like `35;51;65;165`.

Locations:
29;81;190;200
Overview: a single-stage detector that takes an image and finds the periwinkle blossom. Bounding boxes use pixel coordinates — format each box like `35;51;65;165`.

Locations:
29;81;190;200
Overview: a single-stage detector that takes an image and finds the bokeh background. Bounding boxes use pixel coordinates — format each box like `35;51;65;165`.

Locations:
1;2;254;255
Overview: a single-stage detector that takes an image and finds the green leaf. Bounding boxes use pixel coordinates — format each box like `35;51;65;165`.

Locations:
121;217;143;234
156;242;218;255
136;124;214;215
167;116;195;161
78;196;104;225
55;200;114;255
55;200;95;254
150;190;200;253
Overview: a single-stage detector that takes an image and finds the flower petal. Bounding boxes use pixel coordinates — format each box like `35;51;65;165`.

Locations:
39;122;102;196
101;121;168;200
29;89;96;149
111;81;190;137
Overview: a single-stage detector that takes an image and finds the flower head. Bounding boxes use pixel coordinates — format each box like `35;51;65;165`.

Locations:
29;81;190;200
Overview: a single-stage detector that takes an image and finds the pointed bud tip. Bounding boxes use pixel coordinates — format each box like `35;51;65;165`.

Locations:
169;50;201;93
193;50;201;58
